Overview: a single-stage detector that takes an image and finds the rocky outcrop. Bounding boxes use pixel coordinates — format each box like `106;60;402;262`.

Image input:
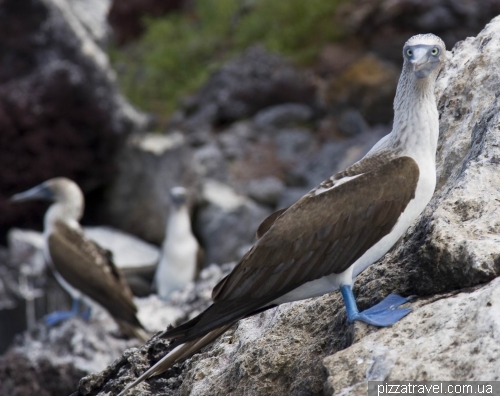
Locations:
71;16;500;396
324;279;500;394
67;0;112;45
0;0;146;242
101;132;200;245
194;180;270;265
0;262;232;396
323;54;399;125
336;0;500;62
174;46;316;129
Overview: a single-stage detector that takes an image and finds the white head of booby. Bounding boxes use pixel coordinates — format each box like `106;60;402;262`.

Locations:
403;34;446;79
11;177;84;232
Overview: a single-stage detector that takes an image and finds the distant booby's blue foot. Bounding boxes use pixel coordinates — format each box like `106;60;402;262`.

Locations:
45;310;79;326
44;299;80;327
340;286;412;327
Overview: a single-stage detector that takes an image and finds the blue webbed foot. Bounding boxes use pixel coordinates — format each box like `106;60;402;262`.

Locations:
44;310;79;326
44;298;81;327
340;286;413;327
350;294;412;327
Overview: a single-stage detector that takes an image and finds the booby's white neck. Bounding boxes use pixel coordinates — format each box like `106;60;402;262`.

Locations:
44;195;84;234
163;205;192;246
388;62;440;160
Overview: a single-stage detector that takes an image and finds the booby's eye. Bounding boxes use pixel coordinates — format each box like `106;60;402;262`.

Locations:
406;49;413;57
431;47;439;56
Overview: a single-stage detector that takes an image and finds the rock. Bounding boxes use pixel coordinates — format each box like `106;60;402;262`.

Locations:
0;262;232;396
84;226;160;269
0;247;25;354
0;352;85;396
335;0;500;63
316;43;365;77
277;187;311;209
181;46;316;128
107;0;186;44
273;128;317;167
8;227;160;273
102;132;200;244
337;109;369;137
324;54;399;125
0;248;16;311
193;143;228;182
253;103;313;130
324;279;500;393
71;16;500;396
0;0;146;243
67;0;112;45
194;180;270;265
297;127;389;190
167;263;236;321
245;177;286;207
216;121;255;161
84;226;161;296
7;229;45;277
0;308;144;396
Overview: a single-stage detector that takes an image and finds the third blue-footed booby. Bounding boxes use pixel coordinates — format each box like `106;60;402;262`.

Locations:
118;34;446;394
11;178;148;341
154;187;203;300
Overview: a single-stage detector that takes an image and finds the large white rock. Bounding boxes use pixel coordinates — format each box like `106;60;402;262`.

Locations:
84;226;160;269
324;277;500;394
8;227;160;271
194;180;271;265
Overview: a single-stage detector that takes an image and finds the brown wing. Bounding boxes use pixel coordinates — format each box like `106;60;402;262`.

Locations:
48;222;142;328
165;156;419;342
256;208;288;239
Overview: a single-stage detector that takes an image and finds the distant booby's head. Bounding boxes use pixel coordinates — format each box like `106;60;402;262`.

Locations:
169;186;187;207
403;34;446;79
11;177;84;221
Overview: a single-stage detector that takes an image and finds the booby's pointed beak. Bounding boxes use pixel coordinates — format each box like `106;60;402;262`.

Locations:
410;47;438;79
411;47;429;71
10;183;54;203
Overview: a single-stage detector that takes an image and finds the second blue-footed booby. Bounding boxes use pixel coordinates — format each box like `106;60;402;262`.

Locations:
154;187;203;300
118;34;446;394
11;178;149;341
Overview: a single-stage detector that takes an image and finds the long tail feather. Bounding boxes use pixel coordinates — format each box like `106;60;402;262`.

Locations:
118;324;232;396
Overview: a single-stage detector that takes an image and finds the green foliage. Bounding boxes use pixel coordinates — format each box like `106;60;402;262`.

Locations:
111;0;345;118
235;0;344;64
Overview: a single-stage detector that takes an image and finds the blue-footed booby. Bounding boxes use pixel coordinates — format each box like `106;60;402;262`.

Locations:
118;34;446;394
154;186;203;299
11;178;149;341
